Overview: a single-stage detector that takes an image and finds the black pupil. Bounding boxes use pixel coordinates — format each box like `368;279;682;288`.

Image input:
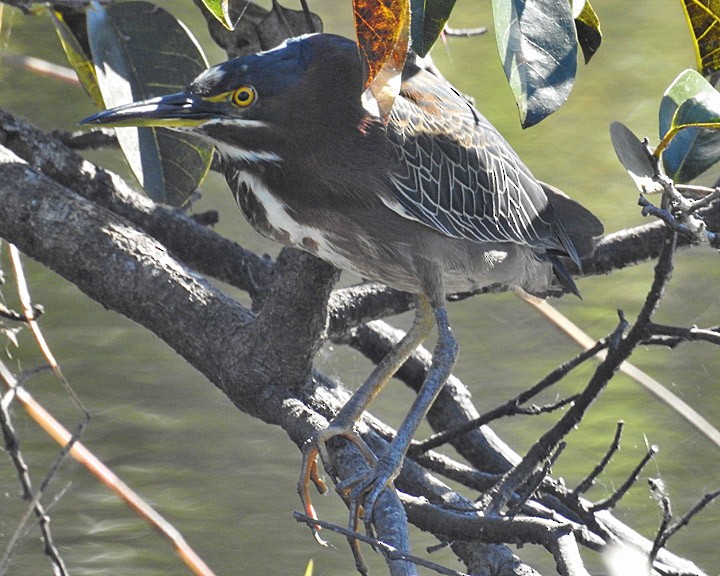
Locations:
237;89;250;102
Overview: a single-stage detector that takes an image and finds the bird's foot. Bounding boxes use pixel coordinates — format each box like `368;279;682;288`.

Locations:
336;450;404;534
299;427;405;575
297;424;377;545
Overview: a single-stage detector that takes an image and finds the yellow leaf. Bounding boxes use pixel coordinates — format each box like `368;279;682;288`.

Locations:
679;0;720;77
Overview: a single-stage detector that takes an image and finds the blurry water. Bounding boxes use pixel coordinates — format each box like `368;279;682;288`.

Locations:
1;1;718;575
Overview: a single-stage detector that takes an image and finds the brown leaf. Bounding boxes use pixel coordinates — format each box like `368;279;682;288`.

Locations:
354;0;409;118
354;0;409;86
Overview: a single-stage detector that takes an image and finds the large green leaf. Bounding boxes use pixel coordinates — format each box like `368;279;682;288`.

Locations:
49;7;104;108
659;69;720;182
410;0;457;57
493;0;578;127
87;1;213;206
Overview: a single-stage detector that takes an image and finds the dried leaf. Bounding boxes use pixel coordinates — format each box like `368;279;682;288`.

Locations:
354;0;410;87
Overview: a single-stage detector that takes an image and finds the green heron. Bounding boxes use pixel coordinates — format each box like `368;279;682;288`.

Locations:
83;33;602;536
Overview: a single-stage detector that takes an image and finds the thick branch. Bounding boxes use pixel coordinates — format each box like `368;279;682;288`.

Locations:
0;145;414;572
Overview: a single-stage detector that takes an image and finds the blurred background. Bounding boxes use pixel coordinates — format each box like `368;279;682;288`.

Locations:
0;1;718;574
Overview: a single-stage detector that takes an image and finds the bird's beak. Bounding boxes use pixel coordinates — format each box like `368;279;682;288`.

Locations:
81;91;218;128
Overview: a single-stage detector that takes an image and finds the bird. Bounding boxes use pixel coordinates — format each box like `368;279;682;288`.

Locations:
83;32;603;541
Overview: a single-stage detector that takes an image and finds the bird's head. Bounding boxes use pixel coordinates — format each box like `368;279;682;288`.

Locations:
82;33;366;159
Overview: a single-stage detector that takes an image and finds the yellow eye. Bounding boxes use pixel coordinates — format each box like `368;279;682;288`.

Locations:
232;86;256;107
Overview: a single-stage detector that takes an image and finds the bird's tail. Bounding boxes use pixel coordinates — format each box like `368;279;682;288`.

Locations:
541;181;604;297
542;182;604;261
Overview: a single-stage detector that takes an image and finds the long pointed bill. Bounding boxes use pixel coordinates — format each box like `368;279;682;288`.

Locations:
81;92;219;128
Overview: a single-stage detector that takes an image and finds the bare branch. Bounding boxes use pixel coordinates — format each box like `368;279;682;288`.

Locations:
591;444;658;512
0;362;70;576
650;484;720;567
642;323;720;347
293;512;468;576
648;478;673;565
573;421;624;496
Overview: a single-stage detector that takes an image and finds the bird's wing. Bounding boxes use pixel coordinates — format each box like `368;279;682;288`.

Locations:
383;63;575;259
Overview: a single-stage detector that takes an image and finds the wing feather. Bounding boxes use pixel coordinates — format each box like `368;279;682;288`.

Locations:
383;61;575;260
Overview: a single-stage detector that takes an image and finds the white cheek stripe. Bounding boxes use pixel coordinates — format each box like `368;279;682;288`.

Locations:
201;118;283;163
215;141;282;163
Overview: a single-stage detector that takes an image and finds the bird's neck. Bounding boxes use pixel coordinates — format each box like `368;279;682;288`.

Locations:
221;113;389;211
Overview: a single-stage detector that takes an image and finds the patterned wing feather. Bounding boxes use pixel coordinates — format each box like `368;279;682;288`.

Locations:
384;61;577;262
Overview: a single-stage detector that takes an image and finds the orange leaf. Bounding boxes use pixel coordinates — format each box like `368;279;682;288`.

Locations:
354;0;410;118
354;0;410;86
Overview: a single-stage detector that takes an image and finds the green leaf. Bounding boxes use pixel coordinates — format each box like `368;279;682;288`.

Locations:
200;0;234;30
410;0;457;57
493;0;578;127
659;69;720;182
87;1;213;206
573;0;601;64
678;0;720;78
49;7;104;108
609;121;663;193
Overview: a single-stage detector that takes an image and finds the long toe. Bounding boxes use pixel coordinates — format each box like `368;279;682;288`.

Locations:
298;425;380;543
336;451;404;532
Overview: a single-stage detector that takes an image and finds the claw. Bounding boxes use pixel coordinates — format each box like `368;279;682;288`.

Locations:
298;425;379;546
298;441;328;545
336;453;403;532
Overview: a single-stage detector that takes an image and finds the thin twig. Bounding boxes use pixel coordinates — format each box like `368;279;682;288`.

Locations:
591;445;658;512
651;487;720;565
0;302;43;322
9;245;88;415
573;421;624;496
648;478;673;564
507;442;566;517
0;381;69;576
409;340;605;456
642;323;720;348
293;511;470;576
639;195;715;244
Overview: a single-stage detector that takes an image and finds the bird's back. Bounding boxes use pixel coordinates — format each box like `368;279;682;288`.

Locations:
371;55;602;295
